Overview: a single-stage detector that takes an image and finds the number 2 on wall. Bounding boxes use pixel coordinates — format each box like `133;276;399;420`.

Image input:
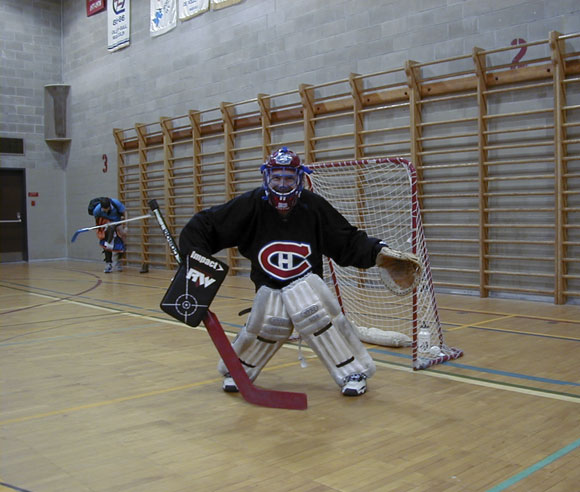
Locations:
510;38;527;69
102;154;108;173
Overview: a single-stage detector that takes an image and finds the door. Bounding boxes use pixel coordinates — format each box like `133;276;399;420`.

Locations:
0;169;28;262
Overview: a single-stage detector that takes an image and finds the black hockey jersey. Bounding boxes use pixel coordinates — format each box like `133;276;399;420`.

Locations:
179;188;382;290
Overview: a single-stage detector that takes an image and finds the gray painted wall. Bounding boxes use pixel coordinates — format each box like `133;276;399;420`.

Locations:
0;0;66;260
1;0;579;261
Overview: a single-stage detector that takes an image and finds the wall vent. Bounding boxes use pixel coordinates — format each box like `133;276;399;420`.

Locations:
0;137;24;155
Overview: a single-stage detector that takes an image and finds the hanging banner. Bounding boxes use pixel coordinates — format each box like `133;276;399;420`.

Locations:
211;0;241;10
179;0;209;21
87;0;106;17
151;0;177;37
108;0;130;52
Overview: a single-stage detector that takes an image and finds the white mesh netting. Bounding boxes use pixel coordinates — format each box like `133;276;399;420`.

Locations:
307;158;463;369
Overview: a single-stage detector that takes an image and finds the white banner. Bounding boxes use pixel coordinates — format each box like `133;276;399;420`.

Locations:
179;0;209;21
211;0;241;10
108;0;131;52
151;0;177;37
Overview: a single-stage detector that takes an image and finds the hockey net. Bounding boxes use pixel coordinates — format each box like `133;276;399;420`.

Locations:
306;158;463;370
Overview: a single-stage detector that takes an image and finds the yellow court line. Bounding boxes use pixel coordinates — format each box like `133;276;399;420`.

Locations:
0;360;301;427
446;314;516;331
6;282;580;325
284;343;580;404
0;379;219;426
6;290;122;314
438;302;580;325
3;287;578;425
7;291;580;342
5;278;580;325
445;313;580;341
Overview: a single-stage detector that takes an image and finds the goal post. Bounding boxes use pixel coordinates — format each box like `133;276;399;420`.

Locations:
306;157;463;370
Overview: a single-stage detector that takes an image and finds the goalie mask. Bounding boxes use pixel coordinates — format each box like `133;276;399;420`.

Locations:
260;147;311;214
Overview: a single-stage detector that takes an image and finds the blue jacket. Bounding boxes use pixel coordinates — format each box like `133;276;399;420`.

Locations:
93;198;125;222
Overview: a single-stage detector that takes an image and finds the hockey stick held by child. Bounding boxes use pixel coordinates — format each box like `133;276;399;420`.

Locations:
70;214;152;243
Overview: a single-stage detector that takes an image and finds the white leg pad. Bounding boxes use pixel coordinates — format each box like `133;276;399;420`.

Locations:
217;286;293;381
281;274;376;387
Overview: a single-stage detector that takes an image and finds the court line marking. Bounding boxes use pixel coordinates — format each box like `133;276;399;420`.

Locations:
4;292;579;396
280;343;580;401
460;324;580;341
437;302;580;325
445;314;516;331
0;482;32;492
0;379;221;426
3;275;580;325
2;291;578;489
1;290;578;413
372;358;580;403
368;347;580;387
0;281;163;315
4;268;579;488
0;359;301;427
486;437;580;492
446;313;580;342
5;280;579;346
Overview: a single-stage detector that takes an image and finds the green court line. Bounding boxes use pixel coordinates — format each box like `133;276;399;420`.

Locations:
486;437;580;491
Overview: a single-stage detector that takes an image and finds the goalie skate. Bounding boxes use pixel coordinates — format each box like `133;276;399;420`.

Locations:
341;373;367;396
222;373;239;393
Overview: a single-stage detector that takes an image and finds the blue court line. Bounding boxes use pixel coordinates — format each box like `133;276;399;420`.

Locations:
369;348;580;387
486;437;580;491
4;279;578;388
0;482;33;492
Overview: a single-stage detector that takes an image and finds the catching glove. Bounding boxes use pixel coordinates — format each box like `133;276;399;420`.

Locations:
376;245;423;296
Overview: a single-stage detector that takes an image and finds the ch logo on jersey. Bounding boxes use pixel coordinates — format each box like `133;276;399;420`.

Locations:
258;241;312;281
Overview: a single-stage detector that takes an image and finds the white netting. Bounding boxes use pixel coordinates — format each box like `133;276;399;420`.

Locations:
307;158;463;369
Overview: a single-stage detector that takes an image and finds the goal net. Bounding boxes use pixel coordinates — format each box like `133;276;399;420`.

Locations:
307;158;463;370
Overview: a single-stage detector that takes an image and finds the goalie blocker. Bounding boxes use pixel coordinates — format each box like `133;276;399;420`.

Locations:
161;250;229;327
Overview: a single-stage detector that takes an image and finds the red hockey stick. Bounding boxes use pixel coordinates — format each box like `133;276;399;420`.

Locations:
148;199;307;410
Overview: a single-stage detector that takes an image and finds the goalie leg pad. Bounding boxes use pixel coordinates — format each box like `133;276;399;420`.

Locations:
217;285;293;381
281;274;376;387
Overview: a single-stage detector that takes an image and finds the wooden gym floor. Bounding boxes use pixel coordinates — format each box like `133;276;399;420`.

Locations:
0;260;578;492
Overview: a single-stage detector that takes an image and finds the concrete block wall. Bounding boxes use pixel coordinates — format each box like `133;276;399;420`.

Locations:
2;0;579;261
0;0;66;260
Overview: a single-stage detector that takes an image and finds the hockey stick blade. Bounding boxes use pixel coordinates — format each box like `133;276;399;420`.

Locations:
204;310;307;410
148;199;308;410
71;228;90;243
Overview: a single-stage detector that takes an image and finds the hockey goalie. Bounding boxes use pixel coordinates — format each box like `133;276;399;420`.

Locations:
178;147;422;396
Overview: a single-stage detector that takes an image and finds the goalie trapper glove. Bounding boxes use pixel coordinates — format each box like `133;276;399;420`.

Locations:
376;245;423;296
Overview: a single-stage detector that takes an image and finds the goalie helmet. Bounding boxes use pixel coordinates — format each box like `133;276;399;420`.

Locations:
260;147;311;214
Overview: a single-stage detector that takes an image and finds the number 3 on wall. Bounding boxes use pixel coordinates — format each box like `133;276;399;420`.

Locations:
102;154;108;173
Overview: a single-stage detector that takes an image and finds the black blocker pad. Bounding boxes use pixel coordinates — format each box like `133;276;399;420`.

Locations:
161;250;229;327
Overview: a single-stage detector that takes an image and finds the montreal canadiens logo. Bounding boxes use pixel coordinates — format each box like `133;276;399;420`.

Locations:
258;241;312;281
